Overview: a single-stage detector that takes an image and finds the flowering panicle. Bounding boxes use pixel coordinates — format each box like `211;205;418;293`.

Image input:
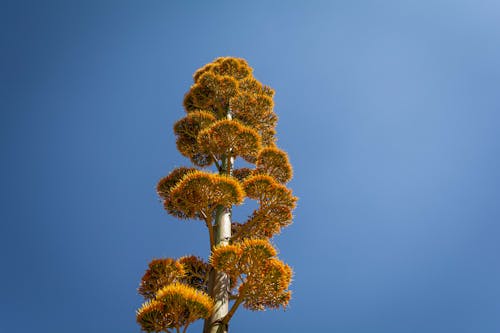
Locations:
178;256;210;293
231;175;297;240
255;147;293;184
137;257;214;333
164;171;244;220
210;239;293;311
156;282;214;322
174;111;216;167
197;119;261;163
136;300;168;333
137;283;214;333
139;258;185;300
138;57;297;332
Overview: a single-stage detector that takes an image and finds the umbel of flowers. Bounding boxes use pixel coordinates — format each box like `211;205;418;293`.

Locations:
136;57;297;333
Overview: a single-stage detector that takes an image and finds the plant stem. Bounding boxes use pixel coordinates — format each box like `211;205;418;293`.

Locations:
222;295;244;326
204;111;235;333
205;218;215;250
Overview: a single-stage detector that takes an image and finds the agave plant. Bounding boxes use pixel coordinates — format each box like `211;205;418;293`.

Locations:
137;57;297;333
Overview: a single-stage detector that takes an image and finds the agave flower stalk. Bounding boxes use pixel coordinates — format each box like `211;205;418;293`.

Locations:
137;57;297;333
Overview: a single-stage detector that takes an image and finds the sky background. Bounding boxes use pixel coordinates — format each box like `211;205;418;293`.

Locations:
1;1;500;332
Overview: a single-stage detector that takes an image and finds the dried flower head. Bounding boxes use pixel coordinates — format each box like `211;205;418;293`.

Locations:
229;91;277;147
231;175;297;240
178;256;210;293
232;168;253;182
209;244;241;275
174;111;216;167
238;239;278;272
157;167;197;201
241;258;293;311
197;119;261;163
136;299;168;333
166;171;244;220
156;282;214;328
183;57;277;147
209;239;292;312
138;258;185;300
255;147;293;183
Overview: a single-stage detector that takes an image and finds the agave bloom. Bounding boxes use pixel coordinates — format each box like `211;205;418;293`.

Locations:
197;119;261;163
137;283;214;333
173;111;216;167
255;147;293;184
136;299;168;333
167;171;244;220
231;175;296;241
138;57;297;333
210;239;293;313
138;258;185;300
178;255;210;293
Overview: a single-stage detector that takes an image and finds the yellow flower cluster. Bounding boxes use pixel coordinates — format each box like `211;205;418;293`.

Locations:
174;111;216;167
229;89;276;147
137;257;214;332
178;256;210;293
197;119;261;163
138;258;185;300
184;58;252;117
136;299;166;332
156;282;214;321
231;167;253;182
255;147;293;184
157;167;197;202
242;258;292;311
161;170;244;220
157;165;296;239
137;283;214;332
177;57;278;168
159;57;296;241
210;239;292;311
232;175;297;240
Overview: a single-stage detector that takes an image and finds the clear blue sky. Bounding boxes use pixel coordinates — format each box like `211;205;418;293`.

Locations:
1;1;500;332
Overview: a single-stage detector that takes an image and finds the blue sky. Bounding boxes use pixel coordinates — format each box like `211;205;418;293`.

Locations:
1;1;500;332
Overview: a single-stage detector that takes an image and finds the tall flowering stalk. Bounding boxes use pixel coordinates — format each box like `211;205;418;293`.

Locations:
136;57;297;333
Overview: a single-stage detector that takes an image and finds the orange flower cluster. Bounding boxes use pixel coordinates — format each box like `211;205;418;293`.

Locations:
160;170;244;220
178;255;210;293
232;175;296;241
137;283;214;333
255;147;293;184
184;58;251;117
174;111;216;167
210;239;292;311
157;167;197;202
178;57;278;168
242;258;292;311
231;167;253;182
156;283;214;325
229;86;276;147
137;257;213;333
138;258;185;300
136;300;166;333
164;57;296;240
157;167;295;240
197;119;261;163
